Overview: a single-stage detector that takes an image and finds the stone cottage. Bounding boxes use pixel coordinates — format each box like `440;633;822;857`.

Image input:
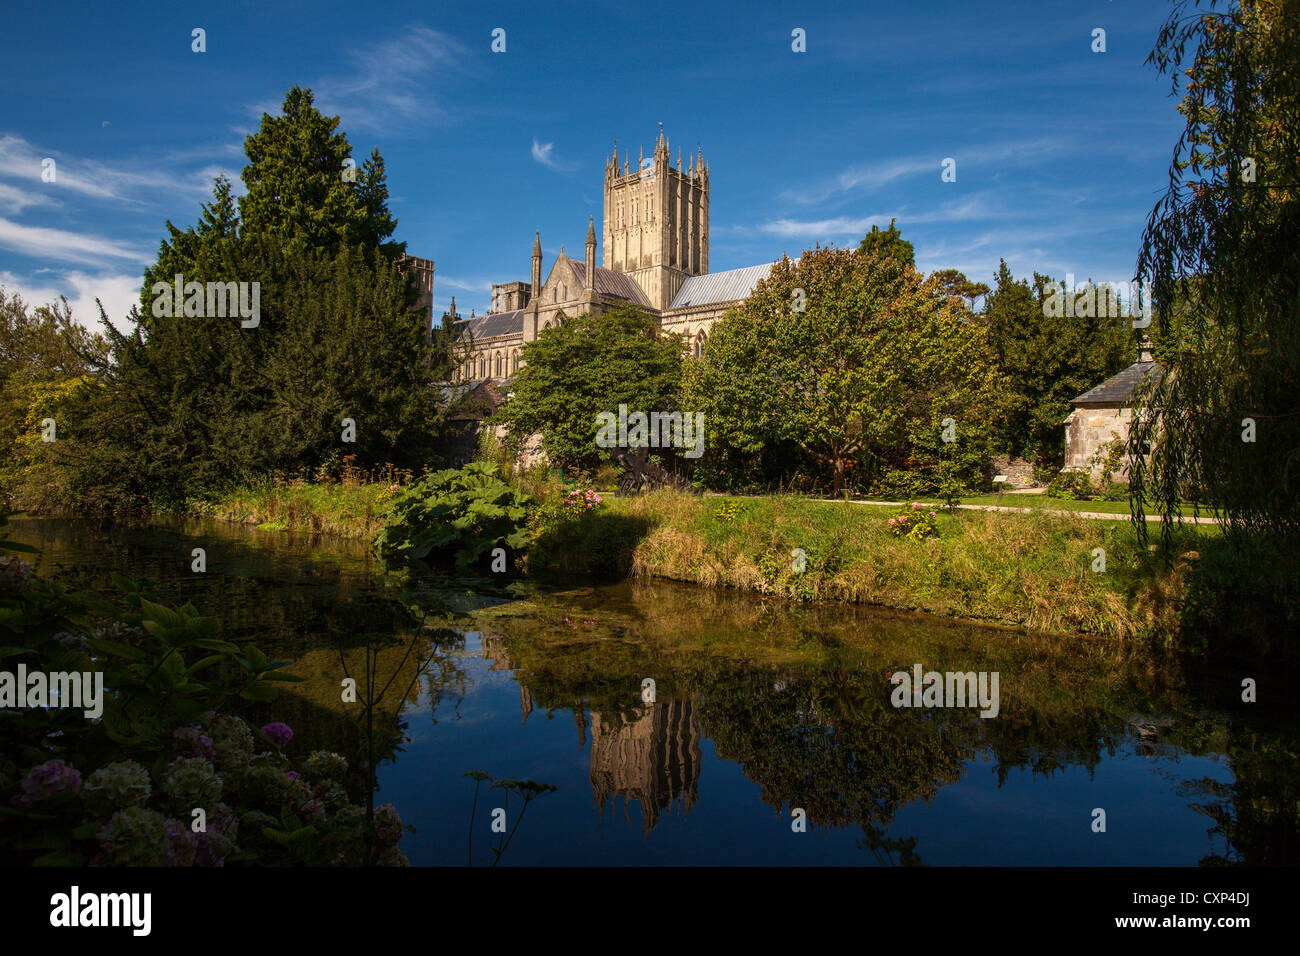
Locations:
1063;337;1162;480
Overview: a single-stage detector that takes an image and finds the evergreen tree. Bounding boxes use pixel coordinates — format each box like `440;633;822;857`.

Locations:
857;218;915;268
981;259;1131;463
51;87;450;512
238;86;380;258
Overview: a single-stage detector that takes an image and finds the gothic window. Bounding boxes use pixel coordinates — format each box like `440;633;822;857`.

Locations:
495;353;502;377
511;351;519;374
693;330;707;358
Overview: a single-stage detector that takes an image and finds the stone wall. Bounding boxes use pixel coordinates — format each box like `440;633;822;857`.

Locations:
1064;405;1132;479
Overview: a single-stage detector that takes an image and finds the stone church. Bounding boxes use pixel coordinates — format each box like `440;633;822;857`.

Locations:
447;131;777;382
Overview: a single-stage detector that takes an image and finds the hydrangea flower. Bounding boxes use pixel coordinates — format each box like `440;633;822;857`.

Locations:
162;818;198;867
17;759;81;806
84;760;151;812
372;803;405;848
98;807;169;866
0;555;33;586
195;803;239;867
161;756;223;812
261;721;293;749
174;724;216;760
303;751;348;783
207;713;254;769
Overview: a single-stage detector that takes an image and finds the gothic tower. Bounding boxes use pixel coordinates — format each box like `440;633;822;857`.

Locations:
603;129;709;311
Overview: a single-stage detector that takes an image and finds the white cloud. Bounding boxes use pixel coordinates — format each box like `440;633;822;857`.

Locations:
0;181;55;215
0;269;141;335
752;196;995;241
0;216;152;268
0;133;231;206
782;138;1068;205
252;26;471;136
531;138;576;173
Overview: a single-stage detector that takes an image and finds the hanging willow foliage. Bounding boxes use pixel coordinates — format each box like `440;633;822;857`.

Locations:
1131;1;1300;578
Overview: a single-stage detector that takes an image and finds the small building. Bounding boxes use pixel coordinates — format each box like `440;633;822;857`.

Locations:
1064;338;1162;480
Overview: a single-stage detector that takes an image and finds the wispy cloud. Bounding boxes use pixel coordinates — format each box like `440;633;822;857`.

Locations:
0;134;230;206
252;26;471;135
781;138;1068;205
0;216;152;268
750;195;997;241
531;138;577;173
0;181;55;215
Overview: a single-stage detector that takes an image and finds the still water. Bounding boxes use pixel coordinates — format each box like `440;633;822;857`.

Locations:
9;516;1297;866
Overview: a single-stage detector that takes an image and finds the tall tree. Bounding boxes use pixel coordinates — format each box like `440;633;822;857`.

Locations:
981;260;1131;462
499;305;685;473
929;268;990;311
684;244;1006;495
238;86;388;258
1132;0;1300;557
857;218;915;268
49;88;450;513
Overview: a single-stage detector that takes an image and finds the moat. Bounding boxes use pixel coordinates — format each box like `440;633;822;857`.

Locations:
8;516;1297;866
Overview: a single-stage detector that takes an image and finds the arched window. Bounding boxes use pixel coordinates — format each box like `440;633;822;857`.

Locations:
511;351;519;373
693;330;708;358
494;353;501;377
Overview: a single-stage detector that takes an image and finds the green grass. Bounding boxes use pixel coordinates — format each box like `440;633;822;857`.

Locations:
193;479;400;538
953;494;1208;518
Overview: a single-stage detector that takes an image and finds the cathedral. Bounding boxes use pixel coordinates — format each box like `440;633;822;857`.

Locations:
447;130;776;382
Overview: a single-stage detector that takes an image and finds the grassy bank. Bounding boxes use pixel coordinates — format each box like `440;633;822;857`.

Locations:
191;477;1221;644
529;491;1208;642
192;479;398;538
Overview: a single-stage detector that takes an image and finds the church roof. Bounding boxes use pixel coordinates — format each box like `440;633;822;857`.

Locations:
667;263;775;310
1070;362;1163;406
456;309;525;339
567;260;652;307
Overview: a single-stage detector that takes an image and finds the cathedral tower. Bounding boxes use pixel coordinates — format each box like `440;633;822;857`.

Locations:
603;129;709;311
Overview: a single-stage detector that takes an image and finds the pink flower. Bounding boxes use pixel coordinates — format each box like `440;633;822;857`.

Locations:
261;721;294;749
911;502;923;511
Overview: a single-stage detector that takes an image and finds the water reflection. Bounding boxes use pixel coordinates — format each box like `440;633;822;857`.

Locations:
7;517;1298;866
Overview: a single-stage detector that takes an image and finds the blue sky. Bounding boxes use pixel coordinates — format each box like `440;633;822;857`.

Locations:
0;0;1185;328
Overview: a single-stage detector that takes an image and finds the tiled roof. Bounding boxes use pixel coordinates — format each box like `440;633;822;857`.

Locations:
1070;362;1163;406
567;260;652;307
456;309;525;339
667;263;775;310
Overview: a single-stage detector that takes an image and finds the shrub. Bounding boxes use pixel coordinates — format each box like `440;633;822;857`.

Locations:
887;502;940;540
1047;470;1096;500
374;462;532;568
0;512;407;866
